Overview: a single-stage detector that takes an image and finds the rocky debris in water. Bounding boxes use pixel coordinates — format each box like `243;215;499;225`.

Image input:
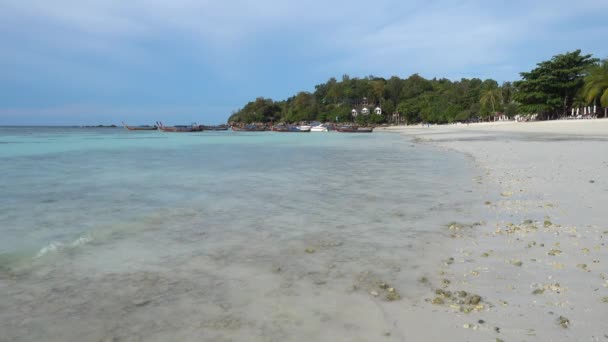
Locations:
557;316;570;328
430;288;484;313
532;283;565;295
447;221;484;232
467;295;482;305
305;247;316;254
526;241;537;248
441;278;451;287
589;180;595;183
445;257;455;265
485;201;492;205
497;221;538;236
576;264;589;271
601;297;608;303
501;191;513;197
432;297;445;305
448;222;465;231
481;250;493;257
418;276;429;284
354;272;402;301
547;249;562;256
478;319;485;324
510;260;523;267
496;339;505;342
544;220;553;227
494;327;501;333
385;287;401;301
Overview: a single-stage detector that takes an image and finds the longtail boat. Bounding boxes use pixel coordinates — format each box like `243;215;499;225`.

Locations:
336;126;374;133
156;122;204;132
203;125;229;131
122;122;158;131
231;124;269;131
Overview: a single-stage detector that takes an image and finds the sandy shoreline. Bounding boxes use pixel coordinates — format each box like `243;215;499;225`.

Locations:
379;119;608;341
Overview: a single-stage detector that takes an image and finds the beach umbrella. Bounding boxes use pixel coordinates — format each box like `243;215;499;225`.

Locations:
571;108;575;116
576;107;580;115
593;105;597;114
584;107;587;115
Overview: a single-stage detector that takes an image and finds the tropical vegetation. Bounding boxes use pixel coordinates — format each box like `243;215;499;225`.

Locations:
228;50;607;124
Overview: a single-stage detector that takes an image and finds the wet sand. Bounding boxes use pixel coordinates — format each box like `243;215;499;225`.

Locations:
380;119;608;341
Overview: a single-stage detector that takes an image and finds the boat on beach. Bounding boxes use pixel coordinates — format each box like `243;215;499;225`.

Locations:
336;125;374;133
156;122;204;132
122;122;158;131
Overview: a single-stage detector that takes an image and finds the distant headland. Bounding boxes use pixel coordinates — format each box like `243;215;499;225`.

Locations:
229;49;607;125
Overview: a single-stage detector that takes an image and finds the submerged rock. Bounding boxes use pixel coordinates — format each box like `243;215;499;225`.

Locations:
432;297;445;305
510;260;523;267
466;295;482;305
557;316;570;328
547;249;562;256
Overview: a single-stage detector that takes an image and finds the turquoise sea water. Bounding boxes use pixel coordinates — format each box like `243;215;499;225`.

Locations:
0;127;483;341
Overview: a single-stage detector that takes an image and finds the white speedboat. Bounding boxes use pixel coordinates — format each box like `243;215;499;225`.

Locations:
310;124;329;132
297;125;312;131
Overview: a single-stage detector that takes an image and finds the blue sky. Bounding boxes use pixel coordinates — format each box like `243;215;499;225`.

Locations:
1;0;607;125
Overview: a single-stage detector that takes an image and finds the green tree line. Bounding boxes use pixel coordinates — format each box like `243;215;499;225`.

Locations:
228;50;608;124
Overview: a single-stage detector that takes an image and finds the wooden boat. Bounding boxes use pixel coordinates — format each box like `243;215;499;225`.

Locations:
156;122;204;132
203;125;229;131
336;126;374;133
122;122;157;131
231;124;268;131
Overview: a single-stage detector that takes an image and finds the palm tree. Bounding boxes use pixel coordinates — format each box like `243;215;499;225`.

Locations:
582;59;608;117
480;83;503;119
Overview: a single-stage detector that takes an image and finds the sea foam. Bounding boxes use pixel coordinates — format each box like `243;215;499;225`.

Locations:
35;235;93;258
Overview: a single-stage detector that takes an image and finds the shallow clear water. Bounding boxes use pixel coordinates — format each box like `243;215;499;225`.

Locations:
0;127;482;341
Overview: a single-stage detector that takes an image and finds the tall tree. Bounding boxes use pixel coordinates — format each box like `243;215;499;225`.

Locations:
514;50;597;119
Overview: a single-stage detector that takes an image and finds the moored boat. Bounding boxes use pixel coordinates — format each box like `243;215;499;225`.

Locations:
272;124;311;132
336;126;374;133
231;124;269;131
310;124;329;132
156;122;204;132
203;124;229;131
122;122;158;131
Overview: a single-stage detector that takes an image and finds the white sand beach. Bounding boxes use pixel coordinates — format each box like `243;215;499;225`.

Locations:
378;119;608;341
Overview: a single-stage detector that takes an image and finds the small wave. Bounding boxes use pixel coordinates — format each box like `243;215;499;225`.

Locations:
35;235;93;258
